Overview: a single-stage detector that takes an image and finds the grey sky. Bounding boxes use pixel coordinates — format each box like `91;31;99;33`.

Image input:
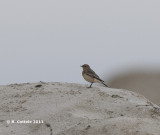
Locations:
0;0;160;85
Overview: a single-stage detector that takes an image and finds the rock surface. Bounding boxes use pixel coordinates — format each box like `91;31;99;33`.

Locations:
0;82;160;135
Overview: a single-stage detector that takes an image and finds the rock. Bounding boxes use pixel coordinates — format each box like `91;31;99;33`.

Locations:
0;82;160;135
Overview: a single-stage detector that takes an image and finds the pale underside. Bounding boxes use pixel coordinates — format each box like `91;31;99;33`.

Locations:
82;73;101;83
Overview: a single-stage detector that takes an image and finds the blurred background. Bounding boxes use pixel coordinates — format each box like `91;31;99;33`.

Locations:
106;68;160;105
0;0;160;104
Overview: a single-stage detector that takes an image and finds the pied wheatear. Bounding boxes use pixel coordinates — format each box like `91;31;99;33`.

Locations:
81;64;108;88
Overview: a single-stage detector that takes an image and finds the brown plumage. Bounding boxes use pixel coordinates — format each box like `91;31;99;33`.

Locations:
81;64;108;88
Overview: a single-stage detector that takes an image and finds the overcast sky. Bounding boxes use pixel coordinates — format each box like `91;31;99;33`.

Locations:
0;0;160;85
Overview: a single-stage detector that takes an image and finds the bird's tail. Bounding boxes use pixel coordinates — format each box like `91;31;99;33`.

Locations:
101;81;109;87
94;78;109;87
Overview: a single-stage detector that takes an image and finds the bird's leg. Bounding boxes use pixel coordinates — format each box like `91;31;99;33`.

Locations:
87;83;93;88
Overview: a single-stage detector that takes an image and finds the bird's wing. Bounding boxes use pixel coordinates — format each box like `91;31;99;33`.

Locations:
85;69;104;82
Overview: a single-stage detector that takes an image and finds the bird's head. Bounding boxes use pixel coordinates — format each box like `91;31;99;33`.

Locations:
80;64;90;70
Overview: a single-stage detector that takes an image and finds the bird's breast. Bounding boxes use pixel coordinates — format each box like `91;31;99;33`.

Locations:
82;73;94;83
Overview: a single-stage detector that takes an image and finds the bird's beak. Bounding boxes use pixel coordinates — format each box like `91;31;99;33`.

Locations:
80;65;83;67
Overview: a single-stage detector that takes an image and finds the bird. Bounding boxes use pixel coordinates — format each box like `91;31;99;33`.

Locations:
81;64;108;88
